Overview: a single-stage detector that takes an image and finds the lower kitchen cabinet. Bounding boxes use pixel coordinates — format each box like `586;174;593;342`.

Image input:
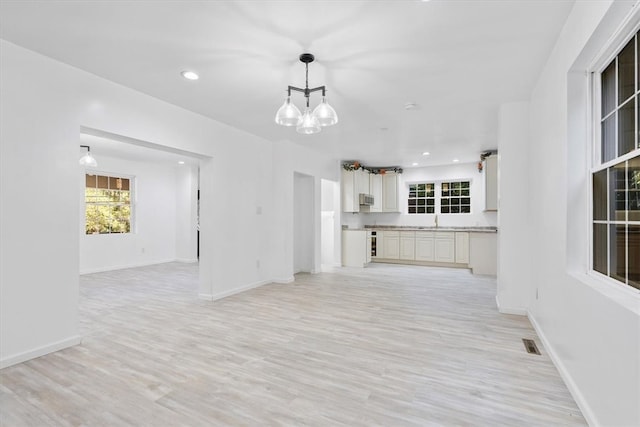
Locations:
381;231;400;259
434;233;455;263
369;228;493;273
415;232;435;261
455;232;470;264
399;232;415;260
342;230;371;267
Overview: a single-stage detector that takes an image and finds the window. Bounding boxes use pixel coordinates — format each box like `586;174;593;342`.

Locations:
408;183;435;214
85;174;132;234
592;31;640;290
441;181;471;214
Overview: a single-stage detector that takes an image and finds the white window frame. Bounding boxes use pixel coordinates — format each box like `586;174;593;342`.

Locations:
84;172;136;235
404;180;473;215
589;21;640;293
407;182;436;214
439;180;472;215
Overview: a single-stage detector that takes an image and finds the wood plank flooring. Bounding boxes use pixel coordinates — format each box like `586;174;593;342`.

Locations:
0;262;586;426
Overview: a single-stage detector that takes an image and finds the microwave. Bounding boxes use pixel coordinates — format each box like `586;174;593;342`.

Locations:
359;193;375;206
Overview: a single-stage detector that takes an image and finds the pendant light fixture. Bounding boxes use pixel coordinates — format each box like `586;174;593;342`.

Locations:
275;53;338;134
79;145;98;167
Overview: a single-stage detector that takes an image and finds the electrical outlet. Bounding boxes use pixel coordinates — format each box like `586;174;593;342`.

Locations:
535;288;539;300
256;260;260;269
141;247;145;254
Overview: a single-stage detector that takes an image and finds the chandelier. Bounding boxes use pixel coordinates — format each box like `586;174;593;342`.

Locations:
275;53;338;134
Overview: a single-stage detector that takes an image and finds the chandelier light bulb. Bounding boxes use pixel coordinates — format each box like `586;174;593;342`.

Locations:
275;96;302;126
296;108;321;134
313;96;338;127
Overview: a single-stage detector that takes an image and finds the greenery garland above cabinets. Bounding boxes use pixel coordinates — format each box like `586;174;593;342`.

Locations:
342;161;403;175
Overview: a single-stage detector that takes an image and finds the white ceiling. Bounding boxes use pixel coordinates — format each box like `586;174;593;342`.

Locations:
1;0;575;168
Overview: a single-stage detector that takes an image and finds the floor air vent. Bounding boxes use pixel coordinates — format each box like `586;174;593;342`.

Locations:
522;339;541;355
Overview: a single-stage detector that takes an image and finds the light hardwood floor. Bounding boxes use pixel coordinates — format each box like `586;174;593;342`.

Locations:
1;262;585;426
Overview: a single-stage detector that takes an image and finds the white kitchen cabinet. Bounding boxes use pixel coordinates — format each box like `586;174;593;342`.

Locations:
399;231;415;260
368;173;382;212
342;230;371;267
455;232;469;264
434;232;455;263
381;231;400;259
483;154;498;211
341;169;358;213
415;232;435;261
342;169;372;213
382;172;400;212
356;169;370;196
469;232;497;275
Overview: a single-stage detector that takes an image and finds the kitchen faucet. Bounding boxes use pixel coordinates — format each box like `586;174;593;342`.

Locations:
434;214;438;228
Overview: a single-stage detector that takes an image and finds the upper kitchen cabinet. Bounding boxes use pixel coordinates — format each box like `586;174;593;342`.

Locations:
482;154;498;211
342;168;370;213
368;173;382;212
382;172;400;212
356;169;370;195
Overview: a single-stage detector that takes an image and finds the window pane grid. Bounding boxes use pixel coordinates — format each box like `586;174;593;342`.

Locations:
85;174;132;234
593;30;640;290
440;181;471;214
408;183;435;214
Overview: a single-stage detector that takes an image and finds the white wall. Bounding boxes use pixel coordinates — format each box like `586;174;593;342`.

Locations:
175;164;198;263
79;154;186;274
271;142;340;282
500;1;640;425
0;40;287;367
496;102;530;315
342;162;498;229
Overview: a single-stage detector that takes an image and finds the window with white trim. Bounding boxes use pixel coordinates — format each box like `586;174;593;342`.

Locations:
408;183;435;214
592;30;640;290
441;181;471;214
85;174;132;234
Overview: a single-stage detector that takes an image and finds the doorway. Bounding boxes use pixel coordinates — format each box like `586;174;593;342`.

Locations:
293;172;314;274
79;129;201;274
321;178;340;270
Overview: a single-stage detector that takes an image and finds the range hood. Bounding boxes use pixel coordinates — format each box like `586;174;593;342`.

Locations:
359;193;374;206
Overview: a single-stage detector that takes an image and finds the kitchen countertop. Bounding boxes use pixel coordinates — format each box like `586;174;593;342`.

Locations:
363;225;498;233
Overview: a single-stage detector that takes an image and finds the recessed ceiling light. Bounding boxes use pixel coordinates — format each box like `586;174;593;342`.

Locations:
453;158;460;163
178;161;185;165
404;102;419;110
181;70;199;81
422;151;430;156
412;162;418;166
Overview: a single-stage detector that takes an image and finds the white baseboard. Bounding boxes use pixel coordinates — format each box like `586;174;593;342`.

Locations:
80;259;177;275
1;335;82;370
175;258;198;264
495;295;527;316
199;279;272;302
528;312;598;427
199;276;294;301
